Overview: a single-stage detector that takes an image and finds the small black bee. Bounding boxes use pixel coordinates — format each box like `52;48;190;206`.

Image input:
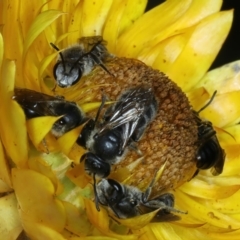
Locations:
77;85;158;179
96;178;185;219
51;36;113;88
12;88;86;137
195;91;225;175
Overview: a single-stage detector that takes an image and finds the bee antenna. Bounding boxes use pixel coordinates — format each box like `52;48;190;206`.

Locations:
69;41;113;77
69;52;88;73
50;42;66;72
95;95;106;124
93;174;100;211
197;90;217;114
68;40;101;74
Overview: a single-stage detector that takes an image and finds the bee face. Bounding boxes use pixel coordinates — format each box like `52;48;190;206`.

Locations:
77;85;158;178
13;88;86;137
195;118;225;176
96;178;184;219
52;36;112;88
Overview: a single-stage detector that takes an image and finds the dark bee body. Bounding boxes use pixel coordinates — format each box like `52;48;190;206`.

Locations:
52;36;112;88
77;57;199;196
68;55;224;200
96;178;184;219
195;115;225;176
77;85;158;178
13;88;86;137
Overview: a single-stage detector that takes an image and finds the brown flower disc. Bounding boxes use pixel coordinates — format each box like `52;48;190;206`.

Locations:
78;57;199;197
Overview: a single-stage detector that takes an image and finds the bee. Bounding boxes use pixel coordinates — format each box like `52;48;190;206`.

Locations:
194;91;225;176
12;88;86;137
196;121;225;175
67;54;225;199
95;177;185;219
77;85;158;180
76;57;204;197
51;36;113;88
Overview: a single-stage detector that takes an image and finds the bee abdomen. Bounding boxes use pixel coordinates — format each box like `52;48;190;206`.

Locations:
132;97;158;141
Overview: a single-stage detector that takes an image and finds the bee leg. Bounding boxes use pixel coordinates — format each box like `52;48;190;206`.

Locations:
128;142;143;156
80;152;111;178
142;170;158;203
93;174;100;211
42;138;49;154
51;83;58;93
144;194;187;215
94;94;107;123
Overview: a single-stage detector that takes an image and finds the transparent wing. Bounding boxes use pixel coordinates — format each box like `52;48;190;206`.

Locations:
99;86;154;149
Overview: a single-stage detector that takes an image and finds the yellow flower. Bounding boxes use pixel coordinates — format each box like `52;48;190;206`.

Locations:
0;0;239;239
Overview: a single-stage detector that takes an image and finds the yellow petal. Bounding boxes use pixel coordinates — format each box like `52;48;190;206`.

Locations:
67;1;84;45
175;190;240;229
68;144;86;164
116;0;192;57
0;60;28;168
198;175;240;187
12;168;66;232
19;1;45;38
69;237;118;240
26;116;61;148
81;0;113;36
23;9;64;60
28;155;63;195
186;86;211;111
103;0;147;53
81;102;103;112
57;125;82;155
220;145;240;177
85;198;109;231
199;91;240;127
66;163;90;188
166;10;233;91
197;189;240;214
142;33;187;68
0;33;3;66
112;210;159;230
196;60;240;95
134;224;158;240
0;139;12;188
138;0;222;62
222;125;240;144
56;0;79;36
2;0;23;62
0;179;11;193
85;199;137;240
179;178;240;199
140;222;211;240
21;218;66;240
62;201;92;236
209;229;240;240
0;193;22;240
